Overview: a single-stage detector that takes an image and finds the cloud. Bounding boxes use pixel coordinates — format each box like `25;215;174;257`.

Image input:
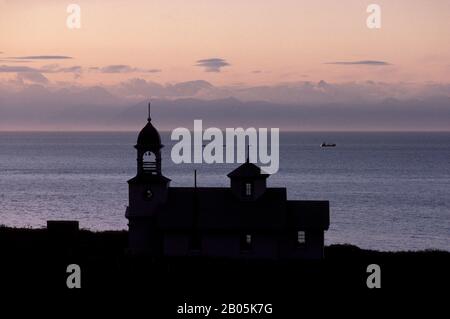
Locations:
325;60;391;66
16;72;49;84
195;58;230;72
0;59;34;63
9;55;73;60
0;63;158;80
91;64;161;73
110;78;450;106
0;65;49;84
59;66;82;73
114;78;214;98
0;64;82;82
98;65;133;73
0;65;37;72
0;64;82;74
40;64;82;73
40;64;83;79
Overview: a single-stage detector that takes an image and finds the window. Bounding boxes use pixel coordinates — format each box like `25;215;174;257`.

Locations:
246;234;252;245
143;151;157;173
245;183;252;196
297;231;306;246
241;234;252;251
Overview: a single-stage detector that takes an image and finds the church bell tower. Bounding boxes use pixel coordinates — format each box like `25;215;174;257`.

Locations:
126;102;170;254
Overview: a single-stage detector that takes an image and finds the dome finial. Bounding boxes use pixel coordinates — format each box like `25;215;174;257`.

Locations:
147;102;151;122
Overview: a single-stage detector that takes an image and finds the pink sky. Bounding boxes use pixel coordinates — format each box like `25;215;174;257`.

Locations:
1;0;450;86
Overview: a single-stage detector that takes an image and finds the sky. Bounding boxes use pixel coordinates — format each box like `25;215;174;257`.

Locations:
1;0;450;130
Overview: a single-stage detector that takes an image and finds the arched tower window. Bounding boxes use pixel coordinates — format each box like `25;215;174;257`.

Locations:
142;151;157;174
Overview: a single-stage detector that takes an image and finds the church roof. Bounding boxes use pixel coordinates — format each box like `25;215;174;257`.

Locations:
136;119;162;148
227;162;269;178
136;102;162;148
128;173;171;184
157;187;329;231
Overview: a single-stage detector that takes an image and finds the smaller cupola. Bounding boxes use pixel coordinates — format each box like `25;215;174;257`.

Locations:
227;158;270;201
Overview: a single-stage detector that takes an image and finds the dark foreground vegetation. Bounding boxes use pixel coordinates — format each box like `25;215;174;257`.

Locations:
0;225;448;312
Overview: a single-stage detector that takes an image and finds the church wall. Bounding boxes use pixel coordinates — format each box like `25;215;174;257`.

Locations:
304;230;324;259
164;233;190;256
128;183;168;213
249;234;279;259
201;233;241;258
128;219;154;254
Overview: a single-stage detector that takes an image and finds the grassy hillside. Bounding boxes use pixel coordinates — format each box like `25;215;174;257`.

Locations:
0;226;448;301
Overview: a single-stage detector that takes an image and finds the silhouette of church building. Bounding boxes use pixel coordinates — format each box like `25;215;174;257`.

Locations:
126;106;330;259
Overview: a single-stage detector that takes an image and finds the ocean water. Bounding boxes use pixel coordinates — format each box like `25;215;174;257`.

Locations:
0;131;448;251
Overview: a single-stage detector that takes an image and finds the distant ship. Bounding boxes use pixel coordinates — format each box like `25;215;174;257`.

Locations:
320;142;336;148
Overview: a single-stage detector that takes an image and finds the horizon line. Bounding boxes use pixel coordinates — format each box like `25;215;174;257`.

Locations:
1;129;449;133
